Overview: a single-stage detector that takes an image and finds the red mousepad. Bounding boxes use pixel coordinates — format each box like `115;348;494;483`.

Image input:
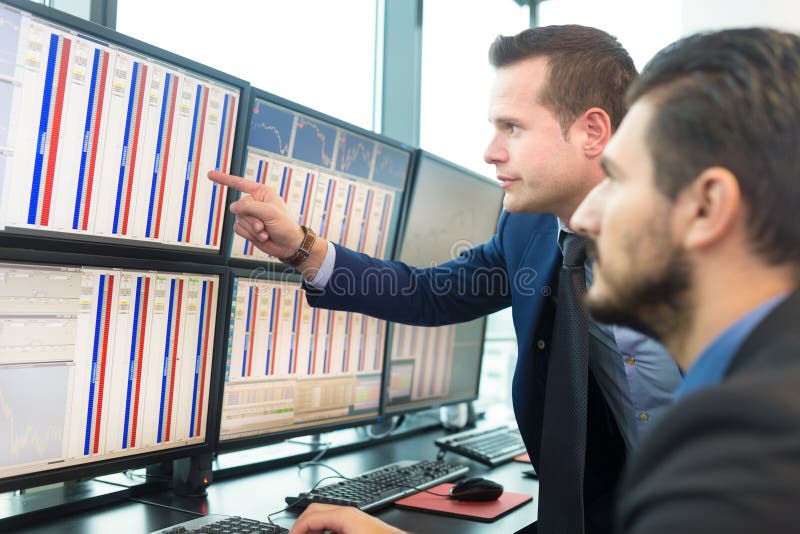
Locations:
513;453;531;463
394;483;533;522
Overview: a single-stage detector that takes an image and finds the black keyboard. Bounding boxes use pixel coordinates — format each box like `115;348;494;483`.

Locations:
285;459;469;512
151;514;287;534
435;425;527;466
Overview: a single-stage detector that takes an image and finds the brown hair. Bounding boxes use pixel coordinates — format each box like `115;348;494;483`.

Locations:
629;28;800;266
489;25;637;135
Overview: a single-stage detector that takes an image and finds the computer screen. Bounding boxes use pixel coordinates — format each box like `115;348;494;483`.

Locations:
216;270;384;447
0;257;223;491
383;151;504;414
229;90;411;264
0;0;245;254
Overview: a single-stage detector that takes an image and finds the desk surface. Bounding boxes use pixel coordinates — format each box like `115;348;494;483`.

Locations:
18;428;539;534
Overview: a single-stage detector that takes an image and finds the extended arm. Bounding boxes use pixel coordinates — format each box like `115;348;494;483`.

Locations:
210;169;514;326
304;235;512;326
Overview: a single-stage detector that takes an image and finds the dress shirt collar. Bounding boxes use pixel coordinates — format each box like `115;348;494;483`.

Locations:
556;218;572;254
674;292;789;401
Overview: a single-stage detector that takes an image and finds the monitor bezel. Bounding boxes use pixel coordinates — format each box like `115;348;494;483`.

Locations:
0;246;230;493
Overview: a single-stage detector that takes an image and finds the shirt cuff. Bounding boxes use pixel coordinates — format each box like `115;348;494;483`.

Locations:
307;240;336;289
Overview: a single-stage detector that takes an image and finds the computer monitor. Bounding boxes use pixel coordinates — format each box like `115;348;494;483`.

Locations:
228;89;411;265
215;269;385;448
383;151;504;414
0;0;248;256
0;251;226;492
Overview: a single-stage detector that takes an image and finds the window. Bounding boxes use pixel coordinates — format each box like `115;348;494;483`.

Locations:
419;0;529;176
116;0;380;130
538;0;682;70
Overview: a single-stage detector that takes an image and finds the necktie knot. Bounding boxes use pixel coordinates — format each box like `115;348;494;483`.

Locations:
560;232;587;268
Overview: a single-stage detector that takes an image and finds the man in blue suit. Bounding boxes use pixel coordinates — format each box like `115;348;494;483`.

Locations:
211;25;680;534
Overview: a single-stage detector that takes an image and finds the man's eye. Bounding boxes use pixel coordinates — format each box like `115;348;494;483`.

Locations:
506;124;517;134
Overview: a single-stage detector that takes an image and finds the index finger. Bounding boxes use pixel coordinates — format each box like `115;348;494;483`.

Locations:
208;170;262;195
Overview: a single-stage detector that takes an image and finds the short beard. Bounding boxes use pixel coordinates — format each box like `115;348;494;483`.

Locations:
586;247;693;346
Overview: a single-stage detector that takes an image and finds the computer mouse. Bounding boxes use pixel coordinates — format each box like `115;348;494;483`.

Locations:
448;477;504;501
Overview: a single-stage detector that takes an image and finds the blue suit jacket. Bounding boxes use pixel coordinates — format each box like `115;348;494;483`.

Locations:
307;211;622;532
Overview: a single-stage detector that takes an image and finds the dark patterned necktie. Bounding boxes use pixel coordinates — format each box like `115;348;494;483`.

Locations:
537;232;588;534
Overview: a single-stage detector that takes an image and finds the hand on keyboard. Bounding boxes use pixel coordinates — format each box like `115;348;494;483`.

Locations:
288;503;406;534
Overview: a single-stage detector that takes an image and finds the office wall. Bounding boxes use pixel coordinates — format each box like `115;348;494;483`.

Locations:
682;0;800;35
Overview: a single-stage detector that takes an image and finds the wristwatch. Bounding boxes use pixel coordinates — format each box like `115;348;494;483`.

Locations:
279;225;316;267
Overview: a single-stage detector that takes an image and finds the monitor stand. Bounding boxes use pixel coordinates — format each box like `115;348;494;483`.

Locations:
440;401;477;430
172;452;214;497
288;433;331;450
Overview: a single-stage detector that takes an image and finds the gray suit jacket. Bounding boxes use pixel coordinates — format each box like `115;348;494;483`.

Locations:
616;289;800;533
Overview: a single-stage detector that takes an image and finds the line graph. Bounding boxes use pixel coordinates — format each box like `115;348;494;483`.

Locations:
373;145;409;189
335;132;374;179
248;100;294;156
292;117;335;168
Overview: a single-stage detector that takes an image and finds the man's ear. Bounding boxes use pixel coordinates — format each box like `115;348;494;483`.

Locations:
579;107;612;159
678;166;742;251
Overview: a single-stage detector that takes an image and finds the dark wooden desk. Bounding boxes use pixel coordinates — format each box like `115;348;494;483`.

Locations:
18;428;539;533
16;501;197;533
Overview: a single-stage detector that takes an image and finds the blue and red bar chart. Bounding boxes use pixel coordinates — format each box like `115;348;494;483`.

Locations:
219;277;384;441
0;261;218;480
0;7;239;251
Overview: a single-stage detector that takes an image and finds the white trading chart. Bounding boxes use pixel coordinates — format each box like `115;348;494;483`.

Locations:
0;5;238;251
0;261;218;480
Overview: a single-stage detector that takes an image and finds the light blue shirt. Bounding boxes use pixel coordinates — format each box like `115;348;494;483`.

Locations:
675;293;788;401
557;220;682;446
307;240;337;289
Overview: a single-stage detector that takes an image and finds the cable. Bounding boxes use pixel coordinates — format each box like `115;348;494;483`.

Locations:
297;441;332;470
127;497;204;516
296;458;343;477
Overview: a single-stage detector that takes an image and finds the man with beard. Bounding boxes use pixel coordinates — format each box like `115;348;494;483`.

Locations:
213;26;682;534
569;27;800;533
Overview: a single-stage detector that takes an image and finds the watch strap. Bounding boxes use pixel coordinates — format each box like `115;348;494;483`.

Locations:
279;225;316;267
